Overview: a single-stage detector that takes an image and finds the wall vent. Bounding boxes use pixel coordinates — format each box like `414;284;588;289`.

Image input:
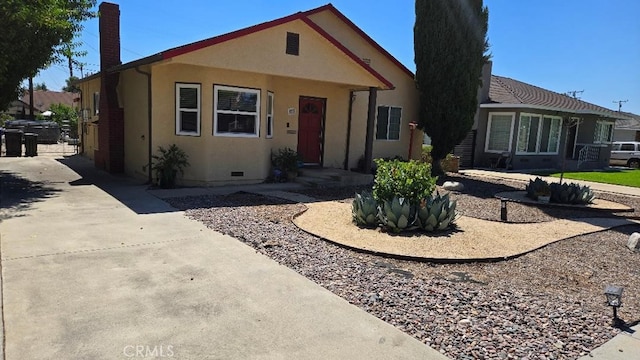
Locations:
286;32;299;56
231;171;244;177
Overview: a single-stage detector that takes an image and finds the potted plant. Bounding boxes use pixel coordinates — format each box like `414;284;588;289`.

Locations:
152;144;190;189
272;147;300;180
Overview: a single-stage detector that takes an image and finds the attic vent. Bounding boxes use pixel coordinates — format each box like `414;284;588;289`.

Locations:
362;58;371;65
286;32;299;56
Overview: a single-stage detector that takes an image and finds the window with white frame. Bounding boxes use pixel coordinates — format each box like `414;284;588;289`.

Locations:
175;83;201;136
266;92;274;138
93;92;100;115
516;114;562;154
376;105;401;140
485;113;514;152
214;85;260;137
594;120;614;144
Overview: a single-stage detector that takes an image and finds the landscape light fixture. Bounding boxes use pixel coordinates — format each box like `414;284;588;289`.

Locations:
500;199;508;221
604;285;623;326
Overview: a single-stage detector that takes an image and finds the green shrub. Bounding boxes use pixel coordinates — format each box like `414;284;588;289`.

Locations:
272;147;300;176
421;146;459;172
152;144;190;189
373;159;436;203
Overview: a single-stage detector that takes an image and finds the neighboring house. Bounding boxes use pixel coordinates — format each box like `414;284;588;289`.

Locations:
613;112;640;142
76;2;422;186
2;99;37;119
454;63;630;171
20;90;77;113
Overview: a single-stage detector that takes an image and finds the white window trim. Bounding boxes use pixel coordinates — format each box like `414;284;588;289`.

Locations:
213;85;260;138
376;105;402;141
540;116;563;155
515;113;563;155
266;91;274;139
594;120;614;144
175;83;201;136
93;92;100;115
485;112;515;153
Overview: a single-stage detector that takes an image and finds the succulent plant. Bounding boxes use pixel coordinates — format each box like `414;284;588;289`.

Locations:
549;182;595;205
379;196;417;233
525;177;551;200
352;191;379;227
416;192;457;232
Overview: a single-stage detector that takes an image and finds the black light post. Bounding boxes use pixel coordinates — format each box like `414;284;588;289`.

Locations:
500;199;508;221
604;285;624;326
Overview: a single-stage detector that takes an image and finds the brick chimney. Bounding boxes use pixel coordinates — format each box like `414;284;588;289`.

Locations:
97;2;124;173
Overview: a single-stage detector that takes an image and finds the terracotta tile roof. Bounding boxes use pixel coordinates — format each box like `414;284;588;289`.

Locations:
484;75;627;119
20;90;76;112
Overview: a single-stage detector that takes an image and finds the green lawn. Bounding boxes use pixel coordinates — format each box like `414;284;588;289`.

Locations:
546;169;640;187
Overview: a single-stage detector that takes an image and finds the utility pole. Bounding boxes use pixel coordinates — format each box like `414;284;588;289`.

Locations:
565;90;584;99
613;99;628;112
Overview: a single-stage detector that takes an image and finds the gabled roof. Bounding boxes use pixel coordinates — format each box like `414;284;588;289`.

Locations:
482;75;629;120
20;90;76;112
87;4;412;90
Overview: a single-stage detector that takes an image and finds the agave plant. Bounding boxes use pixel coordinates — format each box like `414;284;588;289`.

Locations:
549;182;595;205
379;196;416;233
352;191;379;227
525;177;550;200
416;192;457;232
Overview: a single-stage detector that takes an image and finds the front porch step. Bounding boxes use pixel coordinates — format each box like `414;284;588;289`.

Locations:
295;168;373;187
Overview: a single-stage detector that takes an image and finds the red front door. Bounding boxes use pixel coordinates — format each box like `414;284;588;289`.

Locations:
297;97;324;164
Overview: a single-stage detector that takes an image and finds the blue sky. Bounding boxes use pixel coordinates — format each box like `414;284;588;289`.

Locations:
33;0;640;114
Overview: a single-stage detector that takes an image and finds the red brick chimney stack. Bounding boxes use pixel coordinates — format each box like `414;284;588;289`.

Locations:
97;2;124;173
99;2;121;71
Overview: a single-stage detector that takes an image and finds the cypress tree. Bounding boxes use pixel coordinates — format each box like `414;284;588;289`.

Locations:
414;0;489;176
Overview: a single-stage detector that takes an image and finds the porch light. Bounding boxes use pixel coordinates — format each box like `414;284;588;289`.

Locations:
604;285;623;325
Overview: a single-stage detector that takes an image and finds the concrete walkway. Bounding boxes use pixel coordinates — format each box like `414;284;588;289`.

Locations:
461;169;640;197
0;155;447;359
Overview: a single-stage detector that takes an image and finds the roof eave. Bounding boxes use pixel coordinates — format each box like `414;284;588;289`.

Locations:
480;103;628;119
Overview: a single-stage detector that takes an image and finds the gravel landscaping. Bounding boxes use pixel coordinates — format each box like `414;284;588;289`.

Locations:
167;174;640;359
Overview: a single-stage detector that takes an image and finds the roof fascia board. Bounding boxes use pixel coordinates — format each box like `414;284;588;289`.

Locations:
299;16;393;89
162;12;304;59
480;103;628;119
306;4;415;80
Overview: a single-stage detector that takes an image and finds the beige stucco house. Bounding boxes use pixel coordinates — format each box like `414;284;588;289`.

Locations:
77;2;421;186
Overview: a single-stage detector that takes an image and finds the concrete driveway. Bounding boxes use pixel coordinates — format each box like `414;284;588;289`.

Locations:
0;155;446;359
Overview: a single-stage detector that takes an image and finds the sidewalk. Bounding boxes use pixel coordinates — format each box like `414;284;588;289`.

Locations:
0;155;447;359
461;169;640;197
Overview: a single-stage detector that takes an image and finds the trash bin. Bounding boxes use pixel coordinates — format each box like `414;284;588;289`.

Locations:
4;129;23;157
24;133;38;157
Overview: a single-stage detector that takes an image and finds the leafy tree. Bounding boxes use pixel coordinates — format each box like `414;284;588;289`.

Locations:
414;0;490;176
57;38;87;78
63;76;81;93
0;0;95;111
34;82;48;91
49;103;79;138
